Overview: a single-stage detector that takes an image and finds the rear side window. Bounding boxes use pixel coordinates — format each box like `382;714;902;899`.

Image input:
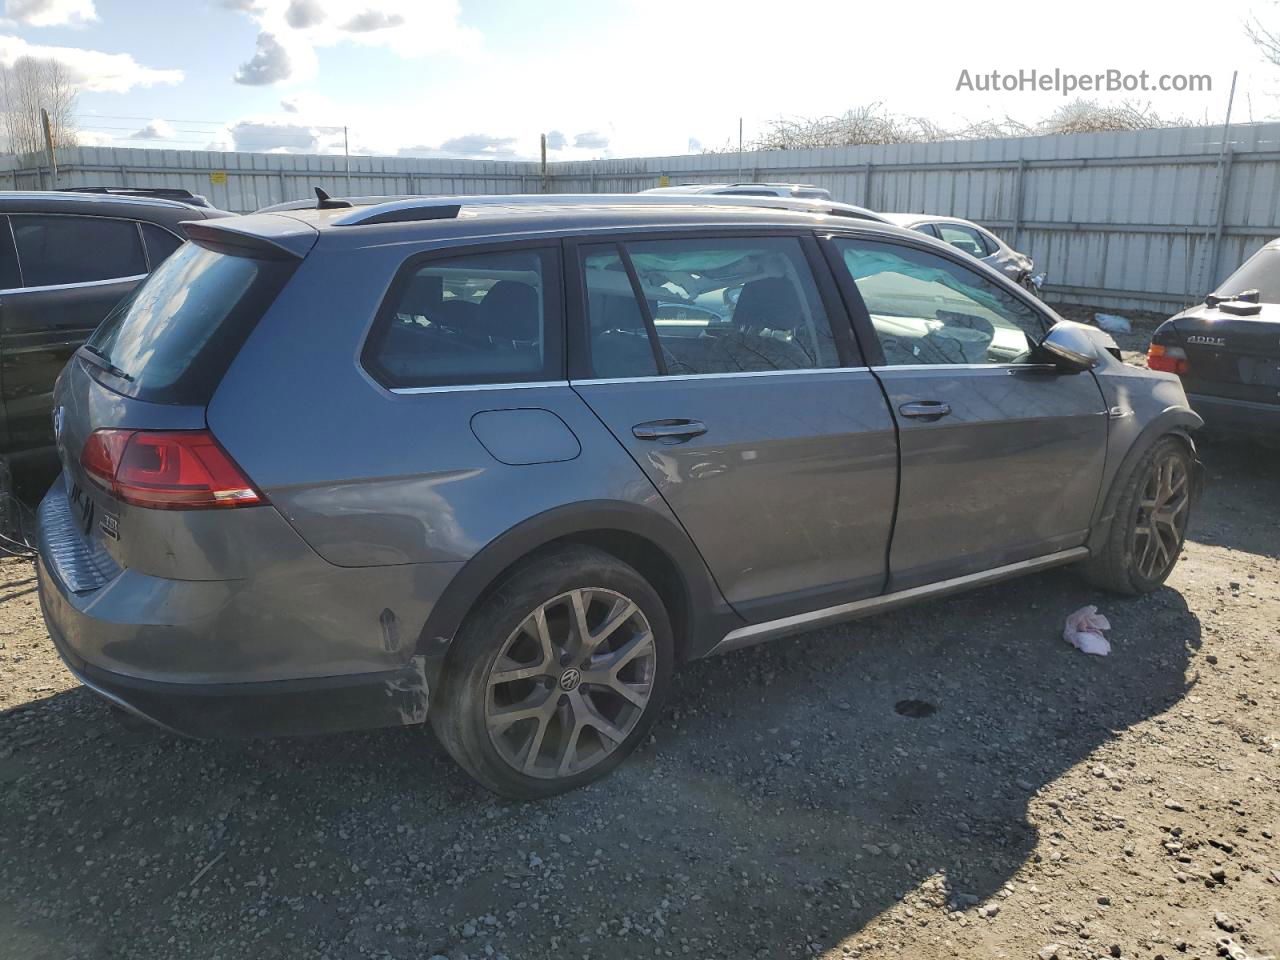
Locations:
363;247;562;389
85;242;295;404
140;222;184;269
934;223;988;259
11;215;146;287
580;236;841;379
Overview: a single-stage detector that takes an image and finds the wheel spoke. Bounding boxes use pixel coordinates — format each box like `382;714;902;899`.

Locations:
601;676;649;708
518;711;553;773
487;688;556;733
585;597;638;654
578;692;628;745
569;589;593;656
590;630;654;677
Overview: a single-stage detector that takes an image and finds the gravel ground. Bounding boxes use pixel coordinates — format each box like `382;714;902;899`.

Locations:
2;316;1277;960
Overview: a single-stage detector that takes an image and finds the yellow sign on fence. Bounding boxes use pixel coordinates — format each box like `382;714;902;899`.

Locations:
209;171;227;185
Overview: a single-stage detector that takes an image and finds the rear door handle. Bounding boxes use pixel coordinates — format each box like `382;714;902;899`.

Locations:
632;419;707;443
898;401;952;421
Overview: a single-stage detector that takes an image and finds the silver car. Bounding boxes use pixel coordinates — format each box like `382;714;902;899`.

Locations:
881;213;1039;291
37;195;1201;798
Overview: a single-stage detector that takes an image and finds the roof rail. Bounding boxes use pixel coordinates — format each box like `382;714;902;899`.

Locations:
60;186;199;199
329;198;462;226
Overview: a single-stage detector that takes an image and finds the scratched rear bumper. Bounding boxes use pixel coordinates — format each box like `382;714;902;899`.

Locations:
40;568;429;739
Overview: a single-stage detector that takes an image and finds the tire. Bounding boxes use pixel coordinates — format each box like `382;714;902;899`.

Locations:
430;544;674;799
1081;435;1194;594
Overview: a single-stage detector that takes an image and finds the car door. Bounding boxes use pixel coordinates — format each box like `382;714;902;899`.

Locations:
0;213;148;452
825;232;1108;591
567;231;899;620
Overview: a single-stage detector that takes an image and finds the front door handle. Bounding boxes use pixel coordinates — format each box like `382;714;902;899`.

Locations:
632;419;707;443
898;401;952;421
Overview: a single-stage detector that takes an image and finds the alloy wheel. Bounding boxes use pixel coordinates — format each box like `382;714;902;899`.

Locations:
1133;453;1190;581
484;588;656;779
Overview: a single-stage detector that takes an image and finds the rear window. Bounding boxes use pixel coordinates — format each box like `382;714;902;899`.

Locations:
83;242;295;404
1214;246;1280;304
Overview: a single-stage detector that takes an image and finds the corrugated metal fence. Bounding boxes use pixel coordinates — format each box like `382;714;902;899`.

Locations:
5;122;1280;313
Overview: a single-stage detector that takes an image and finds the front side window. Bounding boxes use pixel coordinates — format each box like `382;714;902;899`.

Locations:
11;215;146;287
834;238;1045;366
581;236;841;378
364;247;561;389
934;223;989;259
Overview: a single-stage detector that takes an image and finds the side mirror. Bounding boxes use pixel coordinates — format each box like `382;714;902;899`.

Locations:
1038;322;1101;372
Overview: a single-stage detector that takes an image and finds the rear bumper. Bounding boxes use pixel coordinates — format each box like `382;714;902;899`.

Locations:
34;476;446;739
1188;392;1280;438
39;571;429;739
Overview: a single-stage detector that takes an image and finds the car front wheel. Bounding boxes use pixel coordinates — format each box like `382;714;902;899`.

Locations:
431;545;673;798
1083;435;1194;594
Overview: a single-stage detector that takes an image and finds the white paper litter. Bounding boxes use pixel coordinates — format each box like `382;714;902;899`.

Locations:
1063;605;1111;656
1094;312;1132;334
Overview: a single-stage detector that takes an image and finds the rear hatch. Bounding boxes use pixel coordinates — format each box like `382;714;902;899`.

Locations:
46;224;306;588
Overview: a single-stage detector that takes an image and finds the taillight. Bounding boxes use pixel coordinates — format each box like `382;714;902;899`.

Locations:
79;429;263;510
1147;343;1190;375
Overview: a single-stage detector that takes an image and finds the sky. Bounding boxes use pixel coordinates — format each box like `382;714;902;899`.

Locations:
1;0;1278;162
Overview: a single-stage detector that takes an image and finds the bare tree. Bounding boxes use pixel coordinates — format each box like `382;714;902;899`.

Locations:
713;99;1188;155
0;57;80;157
1037;98;1186;135
1246;5;1280;67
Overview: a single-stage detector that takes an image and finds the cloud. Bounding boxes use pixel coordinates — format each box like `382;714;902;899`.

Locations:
545;129;566;150
687;136;702;152
128;118;175;140
284;0;324;27
234;32;291;85
3;0;97;27
0;35;182;92
221;0;479;85
573;130;609;149
341;8;402;31
395;132;522;159
226;119;347;153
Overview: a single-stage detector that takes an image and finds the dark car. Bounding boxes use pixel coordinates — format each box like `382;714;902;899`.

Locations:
1149;239;1280;440
36;195;1202;798
0;191;232;462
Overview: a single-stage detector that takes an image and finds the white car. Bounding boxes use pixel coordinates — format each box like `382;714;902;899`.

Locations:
641;181;831;200
880;213;1042;293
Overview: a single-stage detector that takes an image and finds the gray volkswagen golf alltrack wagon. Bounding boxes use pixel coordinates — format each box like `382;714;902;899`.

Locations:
36;195;1203;797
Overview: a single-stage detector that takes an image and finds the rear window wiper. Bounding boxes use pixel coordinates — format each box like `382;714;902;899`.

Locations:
80;344;135;382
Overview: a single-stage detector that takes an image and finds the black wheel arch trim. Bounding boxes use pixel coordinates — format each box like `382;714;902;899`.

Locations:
1086;407;1204;555
413;499;740;685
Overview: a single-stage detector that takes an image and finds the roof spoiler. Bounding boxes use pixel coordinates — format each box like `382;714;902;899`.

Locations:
183;217;318;260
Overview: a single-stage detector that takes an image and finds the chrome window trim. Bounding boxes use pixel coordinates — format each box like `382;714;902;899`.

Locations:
389;379;570;396
870;362;1054;372
0;274;147;296
572;366;872;386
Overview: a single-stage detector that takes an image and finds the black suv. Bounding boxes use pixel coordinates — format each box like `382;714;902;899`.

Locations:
0;191;231;462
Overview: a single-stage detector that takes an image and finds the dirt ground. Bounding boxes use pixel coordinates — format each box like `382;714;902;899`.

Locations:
1;316;1277;960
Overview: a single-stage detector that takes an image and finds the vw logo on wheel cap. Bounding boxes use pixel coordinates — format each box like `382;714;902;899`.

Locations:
558;667;582;691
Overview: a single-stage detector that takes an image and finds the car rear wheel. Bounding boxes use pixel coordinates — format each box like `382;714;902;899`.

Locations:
1082;436;1194;594
431;545;673;798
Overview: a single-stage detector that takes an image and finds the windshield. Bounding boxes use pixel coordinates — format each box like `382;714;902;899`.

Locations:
85;242;295;404
1213;246;1280;304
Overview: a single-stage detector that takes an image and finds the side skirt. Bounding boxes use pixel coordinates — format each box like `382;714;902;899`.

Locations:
704;547;1089;657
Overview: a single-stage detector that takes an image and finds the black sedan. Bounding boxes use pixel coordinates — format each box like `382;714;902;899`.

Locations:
1149;240;1280;441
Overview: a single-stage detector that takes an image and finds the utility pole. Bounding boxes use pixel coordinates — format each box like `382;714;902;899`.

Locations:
40;108;57;189
540;133;548;194
343;125;351;196
737;117;743;182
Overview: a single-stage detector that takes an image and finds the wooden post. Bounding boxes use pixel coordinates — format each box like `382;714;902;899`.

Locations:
40;108;57;189
540;133;548;194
